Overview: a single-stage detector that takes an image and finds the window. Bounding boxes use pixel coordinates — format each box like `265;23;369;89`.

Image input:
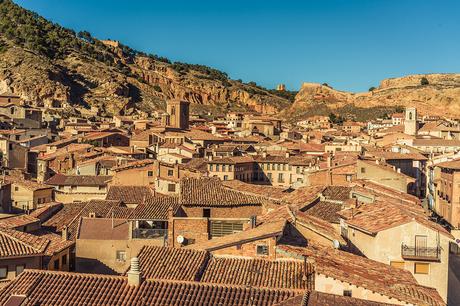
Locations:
15;265;24;276
53;260;59;270
228;165;233;171
203;208;211;218
168;184;176;192
267;173;272;181
167;169;174;176
116;250;127;262
0;267;7;279
346;175;353;182
278;173;284;183
343;290;352;297
148;171;153;177
223;175;228;181
390;261;405;269
216;164;220;172
414;263;429;274
209;164;214;171
210;221;244;238
62;254;67;265
14;186;19;191
360;167;366;173
222;165;227;172
256;245;269;256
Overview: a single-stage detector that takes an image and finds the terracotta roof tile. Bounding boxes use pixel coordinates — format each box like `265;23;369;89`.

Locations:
180;177;264;207
202;257;313;290
302;200;343;224
0;215;40;229
279;245;445;306
0;270;299;306
106;185;155;204
130;195;180;220
112;159;155;171
30;229;74;256
42;200;123;240
45;174;112;186
137;246;209;281
0;228;49;258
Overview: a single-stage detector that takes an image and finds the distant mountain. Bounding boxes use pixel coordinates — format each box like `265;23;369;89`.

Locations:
284;74;460;121
0;0;293;117
1;0;458;121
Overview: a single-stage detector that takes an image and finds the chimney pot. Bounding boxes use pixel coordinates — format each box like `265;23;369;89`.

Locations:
127;257;142;286
61;226;68;241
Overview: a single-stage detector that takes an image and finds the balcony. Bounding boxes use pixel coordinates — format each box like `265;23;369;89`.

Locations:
401;244;441;262
132;228;167;240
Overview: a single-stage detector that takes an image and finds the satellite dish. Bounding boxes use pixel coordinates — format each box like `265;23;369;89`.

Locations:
332;239;340;249
176;235;185;244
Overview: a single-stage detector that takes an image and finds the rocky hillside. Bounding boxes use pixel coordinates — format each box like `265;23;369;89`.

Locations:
285;74;460;120
0;0;292;116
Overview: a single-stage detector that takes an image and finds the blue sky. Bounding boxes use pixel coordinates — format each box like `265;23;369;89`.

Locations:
14;0;460;92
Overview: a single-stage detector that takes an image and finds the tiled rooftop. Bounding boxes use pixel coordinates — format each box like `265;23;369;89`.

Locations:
302;200;343;224
137;246;209;281
0;270;299;306
180;177;264;207
279;245;445;306
0;228;49;258
106;185;155;204
0;214;40;229
45;174;112;186
130;195;180;220
202;257;313;290
42;200;123;240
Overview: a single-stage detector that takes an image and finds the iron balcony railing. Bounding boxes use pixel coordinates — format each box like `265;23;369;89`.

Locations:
401;244;441;261
132;228;167;239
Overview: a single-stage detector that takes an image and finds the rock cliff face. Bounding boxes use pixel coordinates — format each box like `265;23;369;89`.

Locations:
1;1;459;119
288;74;460;118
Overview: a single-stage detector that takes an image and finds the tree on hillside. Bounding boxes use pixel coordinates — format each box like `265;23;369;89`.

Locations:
329;112;344;125
421;77;429;86
77;31;94;44
369;86;376;91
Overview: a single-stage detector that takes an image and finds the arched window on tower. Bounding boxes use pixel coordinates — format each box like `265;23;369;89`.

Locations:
409;112;412;120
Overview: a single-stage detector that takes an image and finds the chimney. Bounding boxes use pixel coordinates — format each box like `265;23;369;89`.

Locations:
397;168;401;173
250;215;257;228
62;226;68;241
285;151;290;158
127;257;142;286
262;151;267;158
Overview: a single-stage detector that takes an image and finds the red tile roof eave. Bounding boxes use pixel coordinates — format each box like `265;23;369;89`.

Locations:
206;231;285;252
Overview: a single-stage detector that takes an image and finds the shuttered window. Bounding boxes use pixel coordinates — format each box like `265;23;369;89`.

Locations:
414;263;429;274
390;261;405;269
210;221;244;238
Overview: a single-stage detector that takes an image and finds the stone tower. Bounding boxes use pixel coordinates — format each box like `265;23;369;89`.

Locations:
404;107;417;136
166;99;190;130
